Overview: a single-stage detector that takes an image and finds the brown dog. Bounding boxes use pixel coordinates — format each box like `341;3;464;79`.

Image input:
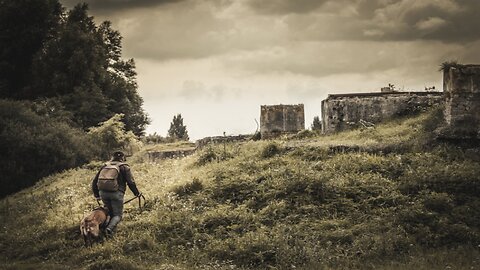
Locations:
80;207;109;246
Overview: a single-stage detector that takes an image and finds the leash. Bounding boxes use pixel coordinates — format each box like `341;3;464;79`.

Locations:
124;194;146;212
94;194;146;212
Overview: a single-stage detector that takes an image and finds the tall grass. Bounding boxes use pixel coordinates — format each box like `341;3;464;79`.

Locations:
1;109;479;269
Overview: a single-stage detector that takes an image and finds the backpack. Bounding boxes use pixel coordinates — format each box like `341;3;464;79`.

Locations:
97;162;124;191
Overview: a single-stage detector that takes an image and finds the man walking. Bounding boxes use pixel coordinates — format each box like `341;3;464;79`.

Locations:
92;151;141;236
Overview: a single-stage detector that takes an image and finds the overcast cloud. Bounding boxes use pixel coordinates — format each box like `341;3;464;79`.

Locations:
61;0;480;139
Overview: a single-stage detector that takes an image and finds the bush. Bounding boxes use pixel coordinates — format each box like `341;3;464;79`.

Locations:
196;147;217;166
422;192;453;213
0;100;94;197
87;114;141;160
290;129;317;139
261;142;282;158
171;178;203;197
142;132;175;144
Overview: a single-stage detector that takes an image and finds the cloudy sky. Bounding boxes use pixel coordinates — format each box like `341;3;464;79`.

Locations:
61;0;480;140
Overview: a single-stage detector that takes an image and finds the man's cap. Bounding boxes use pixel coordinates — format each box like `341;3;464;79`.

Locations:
112;151;125;158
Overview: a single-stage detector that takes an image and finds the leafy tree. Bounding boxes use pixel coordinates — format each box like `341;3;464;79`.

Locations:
0;2;150;196
31;4;110;128
311;116;322;131
0;100;93;198
167;114;189;141
88;114;141;160
0;0;62;99
0;2;149;135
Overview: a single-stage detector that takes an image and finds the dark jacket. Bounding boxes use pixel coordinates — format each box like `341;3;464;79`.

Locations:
92;162;140;198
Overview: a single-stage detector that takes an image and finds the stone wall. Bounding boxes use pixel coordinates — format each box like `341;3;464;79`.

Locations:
321;92;443;134
195;135;250;149
146;148;196;162
442;65;480;139
260;104;305;138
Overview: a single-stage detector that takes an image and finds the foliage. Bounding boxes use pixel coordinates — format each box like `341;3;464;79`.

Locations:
167;114;189;141
311;116;322;131
196;147;218;166
0;100;93;198
0;0;62;99
142;132;175;144
260;142;282;158
439;60;461;71
0;1;149;135
88;114;141;160
290;129;317;139
171;178;203;197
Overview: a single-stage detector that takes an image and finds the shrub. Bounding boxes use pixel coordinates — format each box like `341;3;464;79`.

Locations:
88;114;141;160
0;100;94;197
196;147;217;166
261;142;282;158
171;178;203;197
422;192;453;213
142;132;175;144
290;129;317;139
290;146;329;161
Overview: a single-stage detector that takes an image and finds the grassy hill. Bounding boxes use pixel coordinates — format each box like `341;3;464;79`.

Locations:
1;108;480;270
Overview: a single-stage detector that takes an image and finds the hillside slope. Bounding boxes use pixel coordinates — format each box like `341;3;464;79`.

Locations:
1;109;480;270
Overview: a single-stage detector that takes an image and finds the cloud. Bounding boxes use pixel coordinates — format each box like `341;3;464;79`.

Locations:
62;0;480;76
415;17;448;31
246;0;329;15
221;40;465;79
114;0;289;61
61;0;184;13
367;0;480;42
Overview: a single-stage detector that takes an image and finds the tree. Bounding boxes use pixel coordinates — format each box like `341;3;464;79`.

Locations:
167;114;189;141
0;0;62;99
30;3;149;134
311;116;322;131
88;114;141;159
0;100;93;198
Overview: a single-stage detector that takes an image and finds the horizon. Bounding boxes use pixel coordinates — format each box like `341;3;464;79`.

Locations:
61;0;479;140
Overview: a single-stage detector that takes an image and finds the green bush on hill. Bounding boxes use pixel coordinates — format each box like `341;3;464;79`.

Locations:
0;100;94;198
88;113;142;160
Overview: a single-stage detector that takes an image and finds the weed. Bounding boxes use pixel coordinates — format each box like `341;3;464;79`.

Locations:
196;147;217;165
260;142;282;158
171;178;203;197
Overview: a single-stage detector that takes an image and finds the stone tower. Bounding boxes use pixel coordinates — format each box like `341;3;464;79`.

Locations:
260;104;305;139
442;64;480;139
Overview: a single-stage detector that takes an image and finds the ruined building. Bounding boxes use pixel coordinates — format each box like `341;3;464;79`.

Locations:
321;91;443;134
260;104;305;138
441;64;480;139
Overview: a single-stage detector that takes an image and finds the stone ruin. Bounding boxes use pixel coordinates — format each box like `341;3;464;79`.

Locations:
441;64;480;140
321;91;443;134
260;104;305;138
196;134;250;149
320;63;480;139
147;148;196;162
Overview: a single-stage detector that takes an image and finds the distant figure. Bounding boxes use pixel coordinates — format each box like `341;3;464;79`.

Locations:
91;151;141;236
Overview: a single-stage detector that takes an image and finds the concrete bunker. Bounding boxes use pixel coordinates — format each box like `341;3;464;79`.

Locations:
260;104;305;138
441;64;480;140
321;91;443;134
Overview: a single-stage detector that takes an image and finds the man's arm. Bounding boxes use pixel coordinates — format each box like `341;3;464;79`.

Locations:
121;165;140;196
91;169;101;199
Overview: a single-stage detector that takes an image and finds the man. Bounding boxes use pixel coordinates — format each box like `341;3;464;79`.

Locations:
91;151;141;236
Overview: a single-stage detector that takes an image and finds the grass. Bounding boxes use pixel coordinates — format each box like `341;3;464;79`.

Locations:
1;108;480;269
143;141;196;153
